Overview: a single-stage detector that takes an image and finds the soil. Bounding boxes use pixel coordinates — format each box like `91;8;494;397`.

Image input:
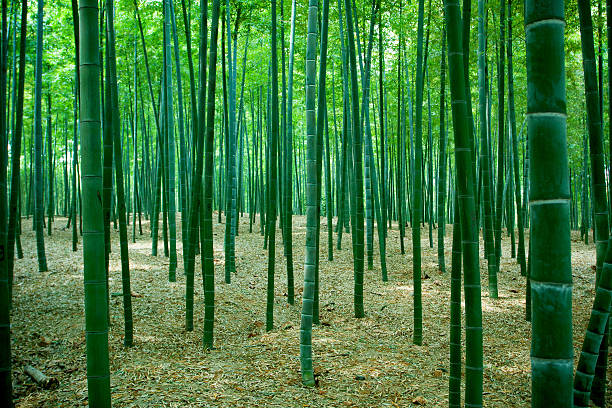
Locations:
9;214;612;407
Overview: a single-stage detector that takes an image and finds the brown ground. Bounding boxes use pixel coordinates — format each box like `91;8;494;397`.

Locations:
9;213;612;407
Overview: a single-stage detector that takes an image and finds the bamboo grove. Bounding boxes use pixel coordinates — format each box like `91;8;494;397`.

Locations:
0;0;610;406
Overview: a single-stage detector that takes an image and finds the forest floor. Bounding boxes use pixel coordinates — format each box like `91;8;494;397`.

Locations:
8;213;612;407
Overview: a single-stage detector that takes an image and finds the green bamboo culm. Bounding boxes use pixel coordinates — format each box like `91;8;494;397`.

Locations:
461;0;476;211
46;96;52;236
133;0;163;256
576;0;610;403
364;42;387;281
359;0;383;280
507;0;526;278
364;91;373;270
525;0;573;406
72;81;78;252
132;39;140;242
595;0;612;400
223;0;237;284
396;36;405;256
300;0;318;386
283;0;296;305
164;0;177;281
79;0;111;402
106;0;133;347
0;0;12;402
131;39;137;244
184;0;208;334
311;0;330;325
377;8;387;247
335;0;348;251
443;0;483;405
478;0;495;288
169;0;188;253
448;194;461;408
34;0;48;272
202;0;220;349
396;43;405;255
577;0;608;271
265;0;280;332
324;111;334;263
178;0;198;229
7;0;28;308
573;237;612;406
344;0;364;319
436;28;446;274
492;0;505;300
102;26;113;325
411;0;425;345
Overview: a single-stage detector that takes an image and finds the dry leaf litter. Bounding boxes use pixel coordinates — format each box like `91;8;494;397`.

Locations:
9;214;612;407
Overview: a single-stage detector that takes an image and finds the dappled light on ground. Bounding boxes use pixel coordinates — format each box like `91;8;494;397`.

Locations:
9;215;611;407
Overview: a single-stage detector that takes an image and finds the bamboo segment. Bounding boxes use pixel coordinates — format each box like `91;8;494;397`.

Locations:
526;1;573;406
443;0;483;404
79;0;111;402
300;0;318;386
